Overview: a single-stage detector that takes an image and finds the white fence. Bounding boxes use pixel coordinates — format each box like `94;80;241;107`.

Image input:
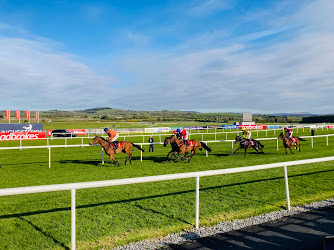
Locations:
1;156;334;249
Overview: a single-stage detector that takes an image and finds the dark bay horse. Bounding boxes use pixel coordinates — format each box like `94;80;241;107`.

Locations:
278;132;305;154
89;136;144;166
232;136;265;157
163;135;212;163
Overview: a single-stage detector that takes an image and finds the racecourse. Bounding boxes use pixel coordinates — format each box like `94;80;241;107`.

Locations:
0;127;334;249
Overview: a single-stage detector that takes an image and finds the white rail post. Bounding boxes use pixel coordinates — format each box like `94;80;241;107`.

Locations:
206;144;208;157
81;138;83;148
195;176;200;229
215;131;216;140
159;135;161;143
65;138;67;148
283;166;291;211
311;137;314;148
141;149;143;162
20;139;22;150
202;133;204;141
49;147;51;168
277;138;279;151
327;135;328;146
231;141;234;154
102;148;104;165
257;131;259;137
71;189;76;250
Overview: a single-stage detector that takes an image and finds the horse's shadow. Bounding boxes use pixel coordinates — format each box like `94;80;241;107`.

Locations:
59;159;103;166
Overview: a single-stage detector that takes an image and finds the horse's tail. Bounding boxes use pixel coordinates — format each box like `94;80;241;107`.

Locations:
132;143;145;152
201;142;212;152
253;139;264;148
299;137;306;141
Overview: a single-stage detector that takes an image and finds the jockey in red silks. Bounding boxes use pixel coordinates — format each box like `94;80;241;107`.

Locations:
179;129;189;145
284;127;293;142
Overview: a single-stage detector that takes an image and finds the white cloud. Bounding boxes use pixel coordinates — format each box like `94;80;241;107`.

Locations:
0;37;113;110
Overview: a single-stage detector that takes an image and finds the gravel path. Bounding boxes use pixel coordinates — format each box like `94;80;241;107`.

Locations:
115;198;334;250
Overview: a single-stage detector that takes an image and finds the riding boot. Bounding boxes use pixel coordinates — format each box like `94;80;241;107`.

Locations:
184;140;189;146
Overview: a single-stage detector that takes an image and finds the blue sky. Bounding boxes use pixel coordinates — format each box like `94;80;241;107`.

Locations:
0;0;333;114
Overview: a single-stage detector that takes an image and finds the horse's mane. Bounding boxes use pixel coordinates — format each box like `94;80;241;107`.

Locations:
98;136;109;142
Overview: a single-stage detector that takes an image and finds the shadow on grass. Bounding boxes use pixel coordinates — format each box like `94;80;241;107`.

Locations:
19;217;70;250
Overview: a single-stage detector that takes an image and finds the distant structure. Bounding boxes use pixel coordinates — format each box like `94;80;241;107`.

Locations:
235;112;255;125
243;112;252;122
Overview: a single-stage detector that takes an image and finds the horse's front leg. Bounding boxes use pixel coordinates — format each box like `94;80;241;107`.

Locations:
244;148;247;157
232;146;241;155
167;150;173;160
289;147;295;154
186;151;195;163
109;154;119;166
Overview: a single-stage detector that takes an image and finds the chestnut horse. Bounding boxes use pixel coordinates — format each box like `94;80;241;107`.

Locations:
89;136;144;166
163;135;212;163
278;132;305;154
232;136;265;157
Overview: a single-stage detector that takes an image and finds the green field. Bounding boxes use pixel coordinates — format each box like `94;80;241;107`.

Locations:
1;127;334;249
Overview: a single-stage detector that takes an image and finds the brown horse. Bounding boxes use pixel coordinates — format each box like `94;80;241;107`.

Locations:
89;136;144;166
278;132;305;154
232;136;265;157
163;135;212;163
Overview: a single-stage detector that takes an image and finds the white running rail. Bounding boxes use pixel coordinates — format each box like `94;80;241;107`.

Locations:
1;156;334;249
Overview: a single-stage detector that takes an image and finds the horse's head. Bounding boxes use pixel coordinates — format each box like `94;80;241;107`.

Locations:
235;136;242;144
278;132;284;139
164;135;177;147
89;136;100;145
163;136;171;147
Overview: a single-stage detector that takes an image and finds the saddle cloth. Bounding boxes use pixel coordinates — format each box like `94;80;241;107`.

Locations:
111;142;121;148
186;140;194;146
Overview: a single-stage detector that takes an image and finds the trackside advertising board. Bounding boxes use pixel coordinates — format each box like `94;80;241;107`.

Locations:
0;123;43;132
0;132;46;141
47;129;86;136
239;124;267;130
145;127;170;133
222;125;239;129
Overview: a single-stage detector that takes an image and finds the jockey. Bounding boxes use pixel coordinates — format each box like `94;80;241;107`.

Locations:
241;128;252;144
179;129;189;145
104;128;119;151
173;128;181;139
284;127;293;142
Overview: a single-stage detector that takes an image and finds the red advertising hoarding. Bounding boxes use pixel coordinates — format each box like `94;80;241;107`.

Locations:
6;110;10;119
328;125;334;128
239;124;267;130
35;111;39;119
0;132;46;141
26;110;30;119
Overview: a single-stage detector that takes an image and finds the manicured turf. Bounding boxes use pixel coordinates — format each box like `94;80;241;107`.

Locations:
0;128;334;249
